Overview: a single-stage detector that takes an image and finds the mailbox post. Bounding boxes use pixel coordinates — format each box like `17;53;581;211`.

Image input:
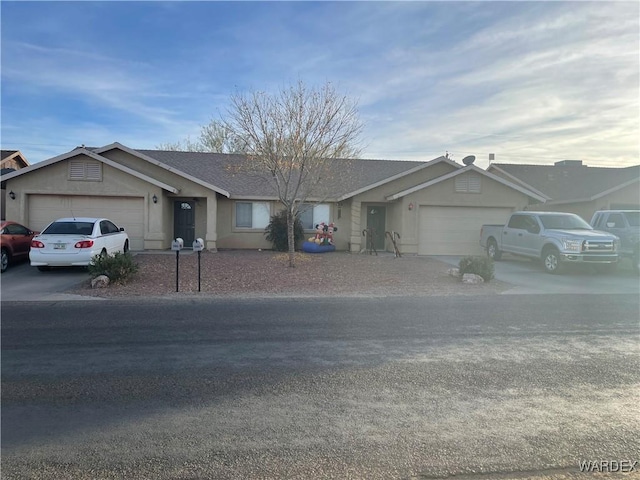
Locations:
192;238;204;292
171;238;184;292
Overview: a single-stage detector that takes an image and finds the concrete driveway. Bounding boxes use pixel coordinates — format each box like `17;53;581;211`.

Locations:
0;260;101;302
433;254;640;295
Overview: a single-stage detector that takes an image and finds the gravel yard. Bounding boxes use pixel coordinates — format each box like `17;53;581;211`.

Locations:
71;250;509;298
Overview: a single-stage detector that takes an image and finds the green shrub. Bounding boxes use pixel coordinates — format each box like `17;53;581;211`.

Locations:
88;251;139;285
264;210;305;251
458;255;494;282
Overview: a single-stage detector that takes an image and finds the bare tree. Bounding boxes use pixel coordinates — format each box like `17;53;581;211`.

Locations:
224;80;363;267
157;120;246;153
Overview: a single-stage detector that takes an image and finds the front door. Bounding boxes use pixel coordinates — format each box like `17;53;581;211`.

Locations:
174;201;195;246
366;206;386;251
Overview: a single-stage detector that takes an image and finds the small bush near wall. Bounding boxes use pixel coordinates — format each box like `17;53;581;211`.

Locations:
458;255;494;282
89;252;139;284
264;210;304;251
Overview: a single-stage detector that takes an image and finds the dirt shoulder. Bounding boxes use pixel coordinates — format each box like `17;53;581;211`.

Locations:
70;250;510;298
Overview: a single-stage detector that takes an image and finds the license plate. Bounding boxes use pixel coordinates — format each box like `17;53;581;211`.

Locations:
53;243;66;250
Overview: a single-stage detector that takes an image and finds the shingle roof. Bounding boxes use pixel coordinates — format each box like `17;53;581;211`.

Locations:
490;162;640;203
136;149;426;199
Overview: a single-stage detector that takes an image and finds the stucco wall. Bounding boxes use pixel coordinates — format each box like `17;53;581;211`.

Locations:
352;172;532;255
5;155;155;227
215;200;352;251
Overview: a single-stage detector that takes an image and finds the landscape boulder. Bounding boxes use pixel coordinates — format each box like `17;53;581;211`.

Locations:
91;275;110;289
462;273;485;284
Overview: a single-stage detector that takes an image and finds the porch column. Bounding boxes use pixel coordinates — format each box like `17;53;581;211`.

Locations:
349;200;362;253
205;194;218;251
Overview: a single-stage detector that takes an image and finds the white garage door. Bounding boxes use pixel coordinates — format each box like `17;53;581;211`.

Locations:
418;206;512;255
28;195;145;251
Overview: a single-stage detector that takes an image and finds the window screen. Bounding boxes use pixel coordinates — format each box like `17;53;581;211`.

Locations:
236;202;270;228
299;204;330;229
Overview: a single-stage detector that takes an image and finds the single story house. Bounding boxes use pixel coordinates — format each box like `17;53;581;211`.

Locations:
3;142;551;255
1;149;30;220
488;160;640;222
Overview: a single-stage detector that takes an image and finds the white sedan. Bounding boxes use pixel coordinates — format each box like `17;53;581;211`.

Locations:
30;217;130;271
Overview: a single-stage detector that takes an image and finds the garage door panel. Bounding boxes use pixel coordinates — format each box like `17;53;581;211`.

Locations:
419;206;512;255
29;195;145;251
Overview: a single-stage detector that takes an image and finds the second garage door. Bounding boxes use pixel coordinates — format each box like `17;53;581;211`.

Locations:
28;195;145;251
418;206;512;255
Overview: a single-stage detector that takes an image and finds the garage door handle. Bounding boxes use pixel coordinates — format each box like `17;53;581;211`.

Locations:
518;233;523;237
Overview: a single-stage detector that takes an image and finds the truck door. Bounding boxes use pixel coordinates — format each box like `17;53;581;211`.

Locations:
520;215;542;256
603;212;628;250
502;214;527;255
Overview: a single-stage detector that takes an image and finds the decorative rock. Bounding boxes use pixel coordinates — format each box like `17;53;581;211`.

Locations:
462;273;485;284
91;275;110;288
447;268;460;277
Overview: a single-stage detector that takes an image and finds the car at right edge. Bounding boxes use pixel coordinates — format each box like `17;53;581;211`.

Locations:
590;210;640;273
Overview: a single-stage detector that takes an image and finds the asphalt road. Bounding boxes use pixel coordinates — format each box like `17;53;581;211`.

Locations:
2;295;639;479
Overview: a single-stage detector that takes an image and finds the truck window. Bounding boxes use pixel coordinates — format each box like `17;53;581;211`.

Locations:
507;215;527;229
606;213;625;228
539;214;592;230
623;211;640;227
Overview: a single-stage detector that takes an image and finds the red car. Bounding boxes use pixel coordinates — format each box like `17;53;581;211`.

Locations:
1;221;39;273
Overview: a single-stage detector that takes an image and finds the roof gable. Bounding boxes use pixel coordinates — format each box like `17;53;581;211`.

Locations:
1;150;30;169
98;143;231;197
336;156;460;201
386;164;547;202
1;147;179;193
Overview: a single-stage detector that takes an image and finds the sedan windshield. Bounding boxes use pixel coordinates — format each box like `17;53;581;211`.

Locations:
539;214;592;230
42;222;95;235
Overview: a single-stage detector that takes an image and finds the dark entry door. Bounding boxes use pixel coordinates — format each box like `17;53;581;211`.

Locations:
366;206;386;251
174;201;195;246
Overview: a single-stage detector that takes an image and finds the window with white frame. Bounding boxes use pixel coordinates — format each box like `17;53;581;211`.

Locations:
235;202;270;229
69;160;102;181
299;203;331;230
455;174;481;193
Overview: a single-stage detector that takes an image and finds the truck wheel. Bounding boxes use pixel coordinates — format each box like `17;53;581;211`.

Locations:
487;239;502;261
542;246;563;274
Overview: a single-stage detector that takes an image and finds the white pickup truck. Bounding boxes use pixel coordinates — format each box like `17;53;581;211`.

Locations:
479;211;619;274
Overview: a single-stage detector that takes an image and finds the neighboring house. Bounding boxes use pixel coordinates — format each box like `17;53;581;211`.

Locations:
488;160;640;222
2;142;547;255
1;150;30;220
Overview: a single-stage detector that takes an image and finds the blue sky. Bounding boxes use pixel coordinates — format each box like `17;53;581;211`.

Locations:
1;1;638;168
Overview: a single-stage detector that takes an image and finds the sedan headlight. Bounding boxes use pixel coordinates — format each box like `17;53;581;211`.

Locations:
562;238;583;252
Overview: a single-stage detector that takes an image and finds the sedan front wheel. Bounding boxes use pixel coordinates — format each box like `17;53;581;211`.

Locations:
1;248;9;273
